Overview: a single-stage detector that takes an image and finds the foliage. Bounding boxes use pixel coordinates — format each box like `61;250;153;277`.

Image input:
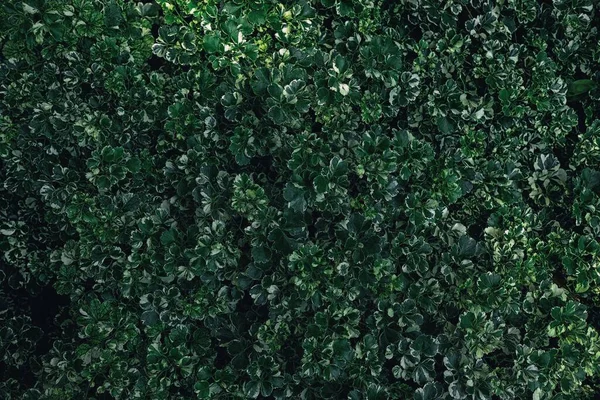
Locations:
1;0;600;399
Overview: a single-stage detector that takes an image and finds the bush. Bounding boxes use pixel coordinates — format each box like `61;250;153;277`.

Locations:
1;0;600;399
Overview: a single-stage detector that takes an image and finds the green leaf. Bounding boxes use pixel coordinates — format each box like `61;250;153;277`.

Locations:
268;106;286;124
414;382;442;400
283;183;306;212
248;9;267;25
252;246;270;264
22;3;38;14
126;157;141;173
411;335;438;358
436;116;455;134
314;175;328;194
244;381;261;399
458;235;477;257
329;156;348;178
333;55;349;75
194;381;210;398
203;33;221;53
332;339;354;361
141;310;159;326
567;79;595;98
268;228;294;254
160;229;176;245
413;359;435;384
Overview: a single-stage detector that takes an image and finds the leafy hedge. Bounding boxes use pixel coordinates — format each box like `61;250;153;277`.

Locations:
2;0;600;399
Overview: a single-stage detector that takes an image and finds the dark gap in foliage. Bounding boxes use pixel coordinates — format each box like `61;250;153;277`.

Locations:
232;215;250;235
282;343;303;375
146;130;163;155
5;363;36;390
235;289;255;314
151;23;160;39
551;263;568;288
588;306;600;331
483;350;513;369
147;54;167;71
404;48;418;66
444;303;461;326
83;278;96;292
170;383;194;397
309;108;322;133
265;27;278;46
551;205;583;234
420;317;439;336
447;202;460;214
323;15;334;31
186;88;195;102
523;195;543;216
467;219;486;241
237;244;252;270
348;171;362;199
408;26;423;43
214;345;230;369
389;107;407;131
80;82;93;97
434;353;445;380
572;66;589;81
456;5;472;31
581;376;600;397
512;23;527;43
118;242;132;256
28;285;70;355
250;155;276;180
307;211;321;240
162;147;181;161
380;0;396;10
548;336;559;348
254;302;270;322
335;385;351;398
214;101;227;126
556;100;584;171
573;101;587;134
473;77;487;97
58;148;75;168
26;234;49;253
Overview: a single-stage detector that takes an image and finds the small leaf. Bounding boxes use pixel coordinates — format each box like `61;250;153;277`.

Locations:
567;79;595;98
203;34;221;53
339;83;350;96
458;235;477;257
244;381;261;399
194;381;210;398
141;310;159;326
436;116;454;134
268;106;286;124
283;183;306;212
126;157;141;173
22;3;38;14
314;175;328;194
160;229;176;245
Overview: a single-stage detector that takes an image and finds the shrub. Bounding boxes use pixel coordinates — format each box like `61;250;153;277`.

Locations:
1;0;600;399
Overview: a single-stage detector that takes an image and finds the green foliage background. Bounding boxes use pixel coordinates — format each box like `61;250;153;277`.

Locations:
1;0;600;399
